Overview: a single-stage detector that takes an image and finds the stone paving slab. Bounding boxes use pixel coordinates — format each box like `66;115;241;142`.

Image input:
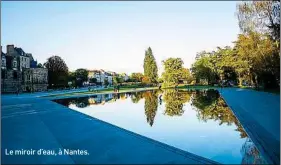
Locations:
220;88;280;165
1;97;219;164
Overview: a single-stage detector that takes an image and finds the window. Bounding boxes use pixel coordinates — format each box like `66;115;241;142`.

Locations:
13;61;17;68
2;69;6;79
13;71;17;79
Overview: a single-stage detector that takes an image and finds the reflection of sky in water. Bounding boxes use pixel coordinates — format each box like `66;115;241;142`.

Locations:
58;90;266;164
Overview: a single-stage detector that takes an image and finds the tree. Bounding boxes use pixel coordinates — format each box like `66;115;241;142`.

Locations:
191;89;247;138
143;91;158;126
44;55;69;88
113;76;122;85
162;58;181;86
143;47;158;84
130;72;144;82
131;92;144;103
37;63;43;68
163;89;191;116
180;68;192;84
162;58;190;87
235;32;279;88
141;76;150;85
104;79;109;86
236;1;280;41
74;68;88;87
191;54;215;85
89;77;97;84
68;71;76;87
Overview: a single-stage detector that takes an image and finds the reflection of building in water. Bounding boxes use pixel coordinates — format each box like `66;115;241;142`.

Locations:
88;98;96;104
240;138;267;164
88;94;114;105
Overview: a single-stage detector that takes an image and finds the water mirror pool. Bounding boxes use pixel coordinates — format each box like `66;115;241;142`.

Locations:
53;89;267;164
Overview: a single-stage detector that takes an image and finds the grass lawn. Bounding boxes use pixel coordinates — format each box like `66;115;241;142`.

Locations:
43;84;221;98
42;84;279;98
43;86;158;98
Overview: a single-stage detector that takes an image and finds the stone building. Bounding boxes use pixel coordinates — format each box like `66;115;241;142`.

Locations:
22;68;48;92
1;70;22;93
1;47;6;69
6;45;30;71
1;45;48;93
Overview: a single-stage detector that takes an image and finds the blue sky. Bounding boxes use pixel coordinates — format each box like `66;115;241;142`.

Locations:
1;1;240;74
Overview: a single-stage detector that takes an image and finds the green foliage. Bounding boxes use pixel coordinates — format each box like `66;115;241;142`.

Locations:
130;72;144;82
190;3;280;89
191;32;279;88
236;1;280;41
131;92;144;103
141;76;150;85
191;52;218;85
74;68;89;87
191;89;247;138
235;32;280;87
74;68;88;82
143;91;158;126
113;76;123;85
143;47;158;84
235;1;280;88
163;89;191;116
104;79;109;86
89;77;97;84
162;58;191;87
37;63;43;68
44;55;69;88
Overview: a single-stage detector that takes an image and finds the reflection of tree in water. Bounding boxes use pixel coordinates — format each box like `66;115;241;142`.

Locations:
120;93;127;100
191;89;247;137
240;138;267;164
191;89;267;164
71;97;90;108
130;92;144;103
143;91;158;126
163;89;191;116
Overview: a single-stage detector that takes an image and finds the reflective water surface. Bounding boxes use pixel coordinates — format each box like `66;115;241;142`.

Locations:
54;89;267;164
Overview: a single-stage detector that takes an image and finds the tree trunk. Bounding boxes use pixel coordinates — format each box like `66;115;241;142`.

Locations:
238;73;243;86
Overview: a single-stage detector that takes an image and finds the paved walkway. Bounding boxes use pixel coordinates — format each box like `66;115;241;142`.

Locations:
1;95;218;164
220;88;280;165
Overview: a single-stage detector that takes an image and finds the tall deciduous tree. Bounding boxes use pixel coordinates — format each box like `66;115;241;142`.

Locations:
143;47;158;84
162;58;187;87
74;68;89;87
191;55;216;85
163;89;190;116
44;55;69;88
143;91;158;126
130;72;144;82
236;1;280;41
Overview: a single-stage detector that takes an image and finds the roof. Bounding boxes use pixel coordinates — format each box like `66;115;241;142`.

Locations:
88;70;101;73
26;53;34;60
14;47;27;56
1;51;6;57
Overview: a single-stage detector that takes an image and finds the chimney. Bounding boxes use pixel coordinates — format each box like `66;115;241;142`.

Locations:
7;45;14;55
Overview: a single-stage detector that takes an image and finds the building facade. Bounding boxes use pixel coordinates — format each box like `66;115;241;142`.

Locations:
22;68;48;92
87;69;113;86
1;47;6;70
1;45;48;93
1;70;22;93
